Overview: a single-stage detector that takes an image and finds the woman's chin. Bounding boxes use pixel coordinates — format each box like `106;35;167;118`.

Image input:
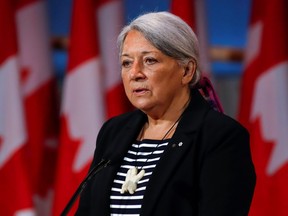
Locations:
131;101;154;112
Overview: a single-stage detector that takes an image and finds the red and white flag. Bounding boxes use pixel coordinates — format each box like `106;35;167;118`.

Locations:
15;0;59;215
97;0;131;118
238;0;288;215
52;0;128;215
0;0;36;215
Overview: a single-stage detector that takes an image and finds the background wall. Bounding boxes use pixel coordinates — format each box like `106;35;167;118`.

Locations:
47;0;251;117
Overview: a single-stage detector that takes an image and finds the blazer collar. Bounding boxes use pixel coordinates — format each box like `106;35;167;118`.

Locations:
105;109;147;163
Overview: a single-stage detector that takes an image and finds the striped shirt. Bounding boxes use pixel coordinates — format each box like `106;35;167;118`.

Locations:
110;139;170;216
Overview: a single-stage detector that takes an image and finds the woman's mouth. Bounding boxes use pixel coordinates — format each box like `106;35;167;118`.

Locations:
133;88;149;95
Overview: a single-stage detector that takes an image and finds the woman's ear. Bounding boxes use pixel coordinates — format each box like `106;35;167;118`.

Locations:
182;60;197;85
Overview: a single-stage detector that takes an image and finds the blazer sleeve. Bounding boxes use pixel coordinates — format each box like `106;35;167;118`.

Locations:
198;111;256;216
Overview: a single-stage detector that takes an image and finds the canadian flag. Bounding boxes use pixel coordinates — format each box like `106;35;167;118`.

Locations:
238;0;288;215
15;0;59;215
0;0;36;215
52;0;128;215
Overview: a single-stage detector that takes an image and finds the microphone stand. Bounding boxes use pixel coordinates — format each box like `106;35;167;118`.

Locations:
61;159;111;216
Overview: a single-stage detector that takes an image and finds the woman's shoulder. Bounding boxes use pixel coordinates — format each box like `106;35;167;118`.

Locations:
204;108;248;135
198;109;250;157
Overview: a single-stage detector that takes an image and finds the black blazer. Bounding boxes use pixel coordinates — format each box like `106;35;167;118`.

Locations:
76;89;256;216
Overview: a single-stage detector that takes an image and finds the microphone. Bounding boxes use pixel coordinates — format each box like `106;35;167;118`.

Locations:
61;159;111;216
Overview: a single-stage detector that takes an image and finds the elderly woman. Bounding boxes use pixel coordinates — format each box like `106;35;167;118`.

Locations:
76;12;255;215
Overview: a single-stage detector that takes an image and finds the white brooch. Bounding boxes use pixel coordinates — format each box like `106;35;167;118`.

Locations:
121;167;145;194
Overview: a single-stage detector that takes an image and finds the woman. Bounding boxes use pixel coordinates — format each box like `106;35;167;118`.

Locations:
76;11;256;215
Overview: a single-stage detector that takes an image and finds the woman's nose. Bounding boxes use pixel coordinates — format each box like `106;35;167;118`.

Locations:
130;61;145;80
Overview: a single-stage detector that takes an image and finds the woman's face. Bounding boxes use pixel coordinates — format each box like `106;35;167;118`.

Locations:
121;30;189;114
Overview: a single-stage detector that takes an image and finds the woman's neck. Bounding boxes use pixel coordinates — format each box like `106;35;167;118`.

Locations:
139;93;191;140
147;91;190;124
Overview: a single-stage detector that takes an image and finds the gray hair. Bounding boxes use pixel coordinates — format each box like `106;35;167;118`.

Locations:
117;11;201;87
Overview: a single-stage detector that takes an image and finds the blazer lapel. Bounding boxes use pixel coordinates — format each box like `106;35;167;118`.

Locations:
104;110;147;163
141;89;211;215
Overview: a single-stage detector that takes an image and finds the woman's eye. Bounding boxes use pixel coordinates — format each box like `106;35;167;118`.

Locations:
145;58;157;65
122;60;131;68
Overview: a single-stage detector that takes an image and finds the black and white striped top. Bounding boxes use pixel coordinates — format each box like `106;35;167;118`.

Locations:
110;139;170;216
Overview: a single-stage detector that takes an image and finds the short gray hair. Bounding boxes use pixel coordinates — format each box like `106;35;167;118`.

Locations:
117;11;201;87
